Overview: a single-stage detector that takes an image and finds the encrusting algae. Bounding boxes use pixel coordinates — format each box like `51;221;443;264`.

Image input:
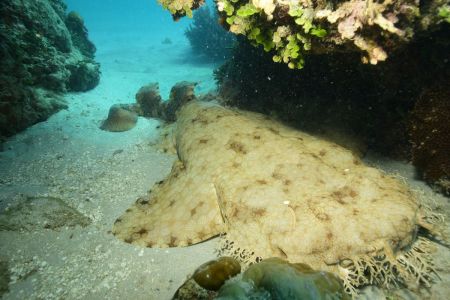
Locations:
112;93;444;296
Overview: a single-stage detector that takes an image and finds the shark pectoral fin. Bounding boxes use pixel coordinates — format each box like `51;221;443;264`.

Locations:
112;161;224;248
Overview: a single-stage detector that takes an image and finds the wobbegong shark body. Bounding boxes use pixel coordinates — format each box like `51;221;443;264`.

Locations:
113;100;439;295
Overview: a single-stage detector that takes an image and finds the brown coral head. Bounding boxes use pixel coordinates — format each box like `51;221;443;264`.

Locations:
100;104;138;132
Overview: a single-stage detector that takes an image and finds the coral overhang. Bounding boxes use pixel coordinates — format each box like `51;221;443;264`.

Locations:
158;0;450;67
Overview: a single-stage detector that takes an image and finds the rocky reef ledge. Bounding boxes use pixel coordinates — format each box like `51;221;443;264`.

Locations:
0;0;100;140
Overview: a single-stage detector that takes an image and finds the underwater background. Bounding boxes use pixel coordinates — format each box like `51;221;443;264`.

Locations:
0;0;449;299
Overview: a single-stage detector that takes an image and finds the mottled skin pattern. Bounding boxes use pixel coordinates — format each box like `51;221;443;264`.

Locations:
113;101;430;282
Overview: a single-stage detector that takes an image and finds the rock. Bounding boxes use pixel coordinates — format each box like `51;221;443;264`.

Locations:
217;258;349;300
0;259;10;297
409;80;450;195
0;0;100;139
172;257;241;299
65;11;96;58
193;257;241;291
0;260;9;297
0;195;91;232
100;104;138;132
0;87;67;138
67;61;100;92
173;257;348;300
172;277;216;300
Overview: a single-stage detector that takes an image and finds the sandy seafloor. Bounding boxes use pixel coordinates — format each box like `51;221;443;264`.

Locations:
0;16;221;298
1;4;450;300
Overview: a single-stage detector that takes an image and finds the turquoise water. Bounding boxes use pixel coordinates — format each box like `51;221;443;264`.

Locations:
65;0;191;43
65;0;219;99
0;1;448;299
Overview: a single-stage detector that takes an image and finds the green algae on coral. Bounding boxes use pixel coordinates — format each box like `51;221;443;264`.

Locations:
438;6;450;23
157;0;448;67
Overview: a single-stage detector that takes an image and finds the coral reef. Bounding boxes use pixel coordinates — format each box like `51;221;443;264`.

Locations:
164;81;197;122
135;83;164;118
408;80;450;195
0;0;100;139
65;11;96;58
159;0;204;20
0;87;67;139
67;60;100;92
100;81;197;134
100;105;138;132
0;260;9;297
113;95;441;296
185;4;235;61
135;81;198;122
159;0;449;67
214;25;449;160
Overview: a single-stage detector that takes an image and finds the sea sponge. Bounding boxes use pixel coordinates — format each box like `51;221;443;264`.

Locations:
113;100;441;296
100;104;138;132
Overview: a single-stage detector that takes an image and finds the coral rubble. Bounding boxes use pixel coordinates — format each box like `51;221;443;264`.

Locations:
0;0;100;139
113;90;441;296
